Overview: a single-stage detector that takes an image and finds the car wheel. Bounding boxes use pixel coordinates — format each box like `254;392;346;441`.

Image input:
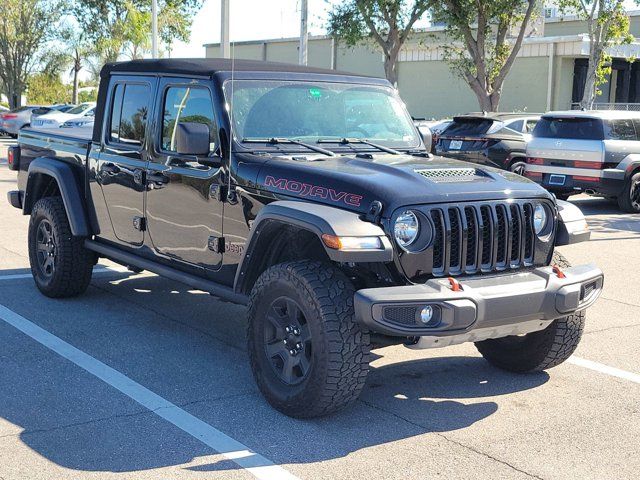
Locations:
247;260;370;418
617;171;640;213
28;197;95;298
509;160;527;176
475;252;585;372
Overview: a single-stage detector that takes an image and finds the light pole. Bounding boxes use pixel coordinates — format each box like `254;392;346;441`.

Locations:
221;0;230;58
299;0;308;65
152;0;159;59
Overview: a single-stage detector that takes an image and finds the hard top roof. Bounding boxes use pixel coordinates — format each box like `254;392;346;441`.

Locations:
100;58;382;81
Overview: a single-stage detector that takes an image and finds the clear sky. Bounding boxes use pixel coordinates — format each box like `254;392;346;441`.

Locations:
170;0;340;58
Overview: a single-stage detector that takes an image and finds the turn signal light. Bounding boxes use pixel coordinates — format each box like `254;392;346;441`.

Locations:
321;234;383;251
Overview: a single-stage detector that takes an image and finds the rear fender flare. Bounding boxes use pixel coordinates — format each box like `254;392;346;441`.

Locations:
24;157;90;237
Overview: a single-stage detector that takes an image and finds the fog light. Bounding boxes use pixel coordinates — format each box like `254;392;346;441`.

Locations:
420;306;434;324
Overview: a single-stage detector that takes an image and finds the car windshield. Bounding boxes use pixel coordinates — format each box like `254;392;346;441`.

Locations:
66;103;92;115
223;80;420;149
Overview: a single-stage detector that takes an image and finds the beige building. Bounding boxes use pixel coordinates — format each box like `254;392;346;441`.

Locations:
204;11;640;119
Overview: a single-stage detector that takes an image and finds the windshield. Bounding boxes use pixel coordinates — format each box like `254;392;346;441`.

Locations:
66;103;93;115
533;117;604;140
223;80;420;149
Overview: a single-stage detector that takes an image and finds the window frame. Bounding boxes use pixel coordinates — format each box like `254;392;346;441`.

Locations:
157;83;219;157
105;80;152;152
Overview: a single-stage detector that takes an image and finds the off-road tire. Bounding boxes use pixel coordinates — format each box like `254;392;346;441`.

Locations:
617;171;640;213
247;260;370;418
475;251;585;373
28;197;94;298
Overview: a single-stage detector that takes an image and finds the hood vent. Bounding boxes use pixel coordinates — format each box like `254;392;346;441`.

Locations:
414;167;482;183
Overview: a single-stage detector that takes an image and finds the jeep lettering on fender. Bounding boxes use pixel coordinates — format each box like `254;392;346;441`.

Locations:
264;175;363;207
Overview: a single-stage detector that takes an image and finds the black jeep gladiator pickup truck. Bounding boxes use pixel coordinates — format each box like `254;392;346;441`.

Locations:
7;59;603;418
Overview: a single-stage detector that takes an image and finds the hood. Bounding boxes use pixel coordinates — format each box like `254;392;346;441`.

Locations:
253;153;553;217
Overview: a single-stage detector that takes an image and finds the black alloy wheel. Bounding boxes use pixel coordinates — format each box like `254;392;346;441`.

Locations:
263;296;313;385
35;219;56;279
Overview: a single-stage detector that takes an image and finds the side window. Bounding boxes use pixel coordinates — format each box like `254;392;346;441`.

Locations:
607;119;637;141
525;119;538;133
108;83;151;147
506;120;523;132
162;87;217;153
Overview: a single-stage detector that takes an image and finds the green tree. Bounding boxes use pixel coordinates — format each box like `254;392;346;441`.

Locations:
73;0;201;63
26;72;70;105
431;0;539;112
327;0;432;86
559;1;637;108
0;0;63;108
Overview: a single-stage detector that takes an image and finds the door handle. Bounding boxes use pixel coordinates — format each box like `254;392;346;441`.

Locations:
147;172;169;185
102;163;120;174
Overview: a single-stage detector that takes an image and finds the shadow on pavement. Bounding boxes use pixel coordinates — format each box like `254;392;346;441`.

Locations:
0;269;549;474
570;197;640;235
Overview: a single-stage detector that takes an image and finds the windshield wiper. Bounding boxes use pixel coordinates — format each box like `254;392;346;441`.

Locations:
242;137;335;157
317;137;402;155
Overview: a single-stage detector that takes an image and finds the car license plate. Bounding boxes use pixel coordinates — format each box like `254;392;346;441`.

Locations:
549;174;566;186
449;140;463;150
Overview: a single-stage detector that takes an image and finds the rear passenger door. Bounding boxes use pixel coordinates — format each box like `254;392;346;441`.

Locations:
96;77;155;246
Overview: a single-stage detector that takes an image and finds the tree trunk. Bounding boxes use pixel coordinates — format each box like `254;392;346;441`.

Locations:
581;47;602;109
470;85;501;112
72;69;80;104
384;54;399;87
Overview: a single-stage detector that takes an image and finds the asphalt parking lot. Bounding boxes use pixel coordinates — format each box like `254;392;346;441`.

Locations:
0;136;638;480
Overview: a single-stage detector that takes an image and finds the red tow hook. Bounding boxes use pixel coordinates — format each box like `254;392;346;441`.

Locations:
447;277;464;292
552;265;566;279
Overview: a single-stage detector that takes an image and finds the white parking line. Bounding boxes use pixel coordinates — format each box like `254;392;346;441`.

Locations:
0;304;299;480
569;356;640;384
0;265;130;281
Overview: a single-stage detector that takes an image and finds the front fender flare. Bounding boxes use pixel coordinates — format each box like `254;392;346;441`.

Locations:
24;157;90;237
234;201;393;293
555;200;590;245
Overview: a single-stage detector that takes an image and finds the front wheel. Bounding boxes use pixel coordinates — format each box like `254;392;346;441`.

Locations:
247;260;370;418
509;160;527;176
475;252;585;372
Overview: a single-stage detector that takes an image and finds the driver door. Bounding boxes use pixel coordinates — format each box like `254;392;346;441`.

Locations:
145;78;224;271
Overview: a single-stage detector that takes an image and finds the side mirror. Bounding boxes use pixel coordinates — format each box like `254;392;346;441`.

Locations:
176;122;211;156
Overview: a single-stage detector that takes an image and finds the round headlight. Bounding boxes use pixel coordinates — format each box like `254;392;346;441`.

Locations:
394;211;420;248
533;204;548;235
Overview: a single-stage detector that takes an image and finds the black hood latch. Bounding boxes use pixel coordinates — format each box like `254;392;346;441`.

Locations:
364;200;384;224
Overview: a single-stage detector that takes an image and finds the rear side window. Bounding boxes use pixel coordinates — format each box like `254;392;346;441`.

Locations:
525;119;538;133
533;117;604;140
108;83;151;146
505;120;523;132
444;119;495;136
161;86;217;152
606;119;638;141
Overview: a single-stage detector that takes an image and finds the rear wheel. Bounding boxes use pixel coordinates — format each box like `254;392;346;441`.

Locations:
28;197;95;298
617;172;640;213
247;260;370;418
475;251;585;373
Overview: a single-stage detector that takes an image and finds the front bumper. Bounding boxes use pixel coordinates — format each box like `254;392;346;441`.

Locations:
354;264;603;348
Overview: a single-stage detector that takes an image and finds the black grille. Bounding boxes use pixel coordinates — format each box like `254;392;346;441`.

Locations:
429;202;536;276
382;306;417;326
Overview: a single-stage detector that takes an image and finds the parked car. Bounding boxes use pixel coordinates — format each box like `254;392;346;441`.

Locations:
525;110;640;211
7;59;602;418
31;102;96;129
0;106;43;138
436;112;540;174
30;104;76;124
60;116;95;132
